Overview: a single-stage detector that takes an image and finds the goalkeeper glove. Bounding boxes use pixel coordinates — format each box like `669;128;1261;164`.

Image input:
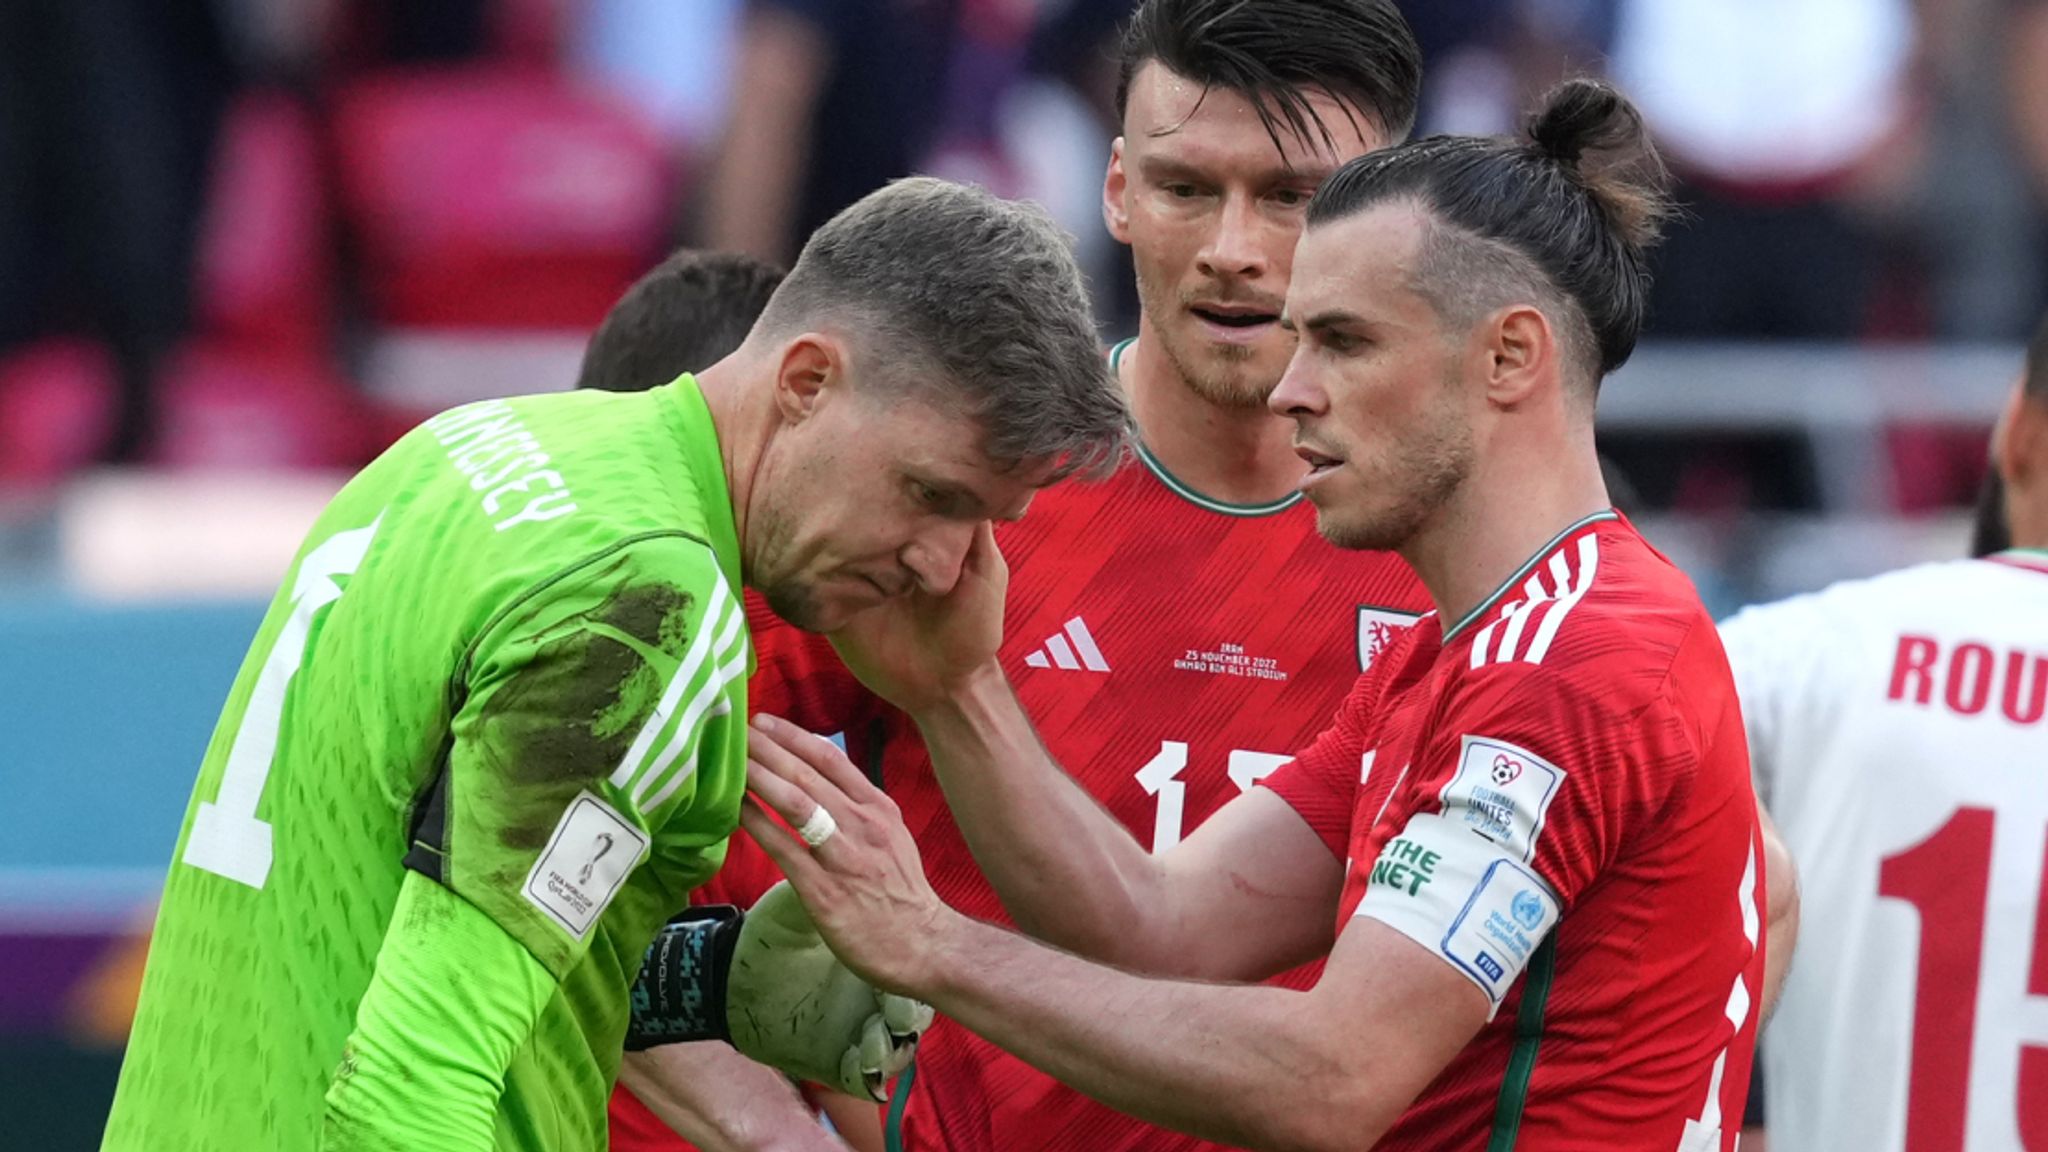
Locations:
626;881;934;1101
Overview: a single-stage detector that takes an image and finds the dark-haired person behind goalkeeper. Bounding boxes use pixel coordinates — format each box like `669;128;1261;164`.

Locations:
744;79;1780;1152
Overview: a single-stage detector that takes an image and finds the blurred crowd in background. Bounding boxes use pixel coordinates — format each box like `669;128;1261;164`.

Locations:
3;0;2047;488
3;1;2048;1143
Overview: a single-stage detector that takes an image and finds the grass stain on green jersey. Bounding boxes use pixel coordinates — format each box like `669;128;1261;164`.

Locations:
483;579;697;852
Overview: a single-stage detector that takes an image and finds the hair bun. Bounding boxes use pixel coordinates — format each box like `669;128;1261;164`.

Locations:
1527;77;1625;168
1522;78;1673;251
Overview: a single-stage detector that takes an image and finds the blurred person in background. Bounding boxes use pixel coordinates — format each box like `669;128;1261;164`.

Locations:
1973;468;2014;557
1403;0;1616;137
575;248;788;395
618;3;1429;1150
1610;0;1924;339
1723;312;2048;1152
0;0;234;463
701;0;964;264
98;178;1125;1152
2010;0;2048;330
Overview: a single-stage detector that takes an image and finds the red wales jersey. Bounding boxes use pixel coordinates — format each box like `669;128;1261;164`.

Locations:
1266;512;1766;1152
894;441;1427;1152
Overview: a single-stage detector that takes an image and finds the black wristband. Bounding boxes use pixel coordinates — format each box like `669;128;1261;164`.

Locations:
624;905;743;1051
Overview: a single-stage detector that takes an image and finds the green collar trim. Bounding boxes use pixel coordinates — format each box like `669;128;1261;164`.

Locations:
1134;440;1304;516
1111;337;1305;518
1109;336;1136;374
883;1059;916;1152
1445;510;1619;641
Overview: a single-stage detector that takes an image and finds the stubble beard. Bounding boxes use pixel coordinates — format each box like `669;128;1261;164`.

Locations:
761;579;831;634
1318;400;1474;554
751;508;835;633
1136;268;1278;412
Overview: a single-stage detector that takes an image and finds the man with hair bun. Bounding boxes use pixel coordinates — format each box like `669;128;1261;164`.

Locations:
742;80;1785;1152
620;2;1433;1149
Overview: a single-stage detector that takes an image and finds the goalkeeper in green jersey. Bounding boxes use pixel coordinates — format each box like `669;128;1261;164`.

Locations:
101;178;1127;1152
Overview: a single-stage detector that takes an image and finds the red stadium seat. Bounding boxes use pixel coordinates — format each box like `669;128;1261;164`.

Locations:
192;91;335;357
152;342;368;471
331;68;671;330
0;340;117;485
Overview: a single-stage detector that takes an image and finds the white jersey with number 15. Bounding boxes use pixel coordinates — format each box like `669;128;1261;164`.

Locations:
1719;551;2048;1152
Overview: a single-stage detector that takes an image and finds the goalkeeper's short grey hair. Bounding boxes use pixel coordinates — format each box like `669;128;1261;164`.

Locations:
758;177;1130;480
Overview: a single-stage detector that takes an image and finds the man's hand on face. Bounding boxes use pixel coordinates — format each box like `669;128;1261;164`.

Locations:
828;521;1009;715
740;715;963;995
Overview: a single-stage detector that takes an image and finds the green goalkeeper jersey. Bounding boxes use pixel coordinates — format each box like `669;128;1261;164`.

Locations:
104;379;752;1151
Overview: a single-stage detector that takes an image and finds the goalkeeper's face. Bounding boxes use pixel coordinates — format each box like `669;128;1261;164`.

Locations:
750;385;1042;633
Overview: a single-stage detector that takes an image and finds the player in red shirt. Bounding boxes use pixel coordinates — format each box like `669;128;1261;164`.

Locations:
613;2;1428;1150
744;80;1780;1151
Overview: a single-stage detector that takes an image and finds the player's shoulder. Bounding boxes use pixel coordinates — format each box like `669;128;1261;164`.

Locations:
476;531;739;660
1449;514;1717;719
1724;556;2029;640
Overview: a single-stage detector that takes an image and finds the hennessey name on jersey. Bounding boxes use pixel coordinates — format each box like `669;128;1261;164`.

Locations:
426;400;579;532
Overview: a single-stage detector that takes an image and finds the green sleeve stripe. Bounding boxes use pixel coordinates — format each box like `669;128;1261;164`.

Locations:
608;572;740;794
627;596;749;813
637;649;748;813
1485;935;1559;1152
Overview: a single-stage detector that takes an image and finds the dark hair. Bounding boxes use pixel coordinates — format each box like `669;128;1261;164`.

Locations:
757;177;1128;479
2028;310;2048;403
1114;0;1421;154
576;249;786;392
1968;469;2010;558
1977;309;2048;556
1307;78;1675;383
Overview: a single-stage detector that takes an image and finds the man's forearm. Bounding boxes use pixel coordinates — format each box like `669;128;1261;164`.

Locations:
618;1045;846;1152
320;872;554;1150
1758;807;1800;1019
912;914;1367;1152
913;666;1170;967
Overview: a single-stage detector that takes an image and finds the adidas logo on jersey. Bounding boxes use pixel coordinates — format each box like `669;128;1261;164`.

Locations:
1024;617;1110;672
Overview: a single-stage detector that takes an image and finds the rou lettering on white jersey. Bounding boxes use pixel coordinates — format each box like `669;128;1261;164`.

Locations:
1720;554;2048;1152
